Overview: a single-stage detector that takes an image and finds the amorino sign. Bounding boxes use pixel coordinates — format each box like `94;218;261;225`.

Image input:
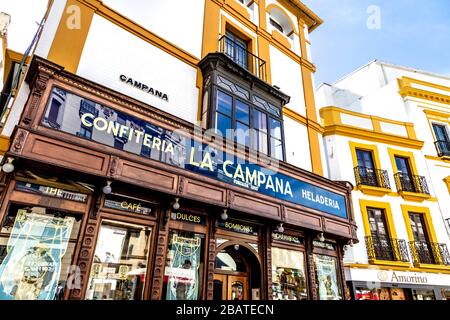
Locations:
42;87;348;219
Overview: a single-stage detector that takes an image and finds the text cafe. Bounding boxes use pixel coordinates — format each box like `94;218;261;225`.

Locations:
0;57;357;301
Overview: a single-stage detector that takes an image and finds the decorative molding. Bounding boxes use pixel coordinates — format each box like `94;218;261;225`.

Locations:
108;156;119;177
151;207;170;300
11;129;28;154
178;176;185;195
398;77;450;105
323;125;424;150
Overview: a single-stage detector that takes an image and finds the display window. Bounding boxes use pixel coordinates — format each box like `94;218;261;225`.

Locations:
412;289;435;300
313;254;342;300
0;204;82;300
85;220;152;300
162;230;205;300
271;248;307;300
355;287;380;300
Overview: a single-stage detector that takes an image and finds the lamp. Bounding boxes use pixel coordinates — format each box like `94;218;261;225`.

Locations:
277;223;284;233
350;239;354;247
172;198;180;210
234;244;240;251
318;232;325;242
221;209;228;221
102;181;112;195
2;157;15;174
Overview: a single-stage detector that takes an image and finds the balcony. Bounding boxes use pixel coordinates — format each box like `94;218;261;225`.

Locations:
218;35;267;82
435;140;450;158
409;241;450;266
394;172;431;202
354;166;391;196
365;236;410;263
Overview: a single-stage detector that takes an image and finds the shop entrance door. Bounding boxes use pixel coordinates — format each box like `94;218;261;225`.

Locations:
213;274;249;300
213;244;258;300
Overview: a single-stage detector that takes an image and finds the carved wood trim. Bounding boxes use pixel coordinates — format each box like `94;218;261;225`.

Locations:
338;242;349;300
178;176;185;195
150;206;170;300
108;156;120;177
206;217;217;300
69;194;102;300
22;71;52;126
266;227;273;300
305;236;318;300
10;128;28;155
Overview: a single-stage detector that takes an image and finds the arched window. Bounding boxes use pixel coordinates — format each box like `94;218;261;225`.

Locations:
268;7;295;39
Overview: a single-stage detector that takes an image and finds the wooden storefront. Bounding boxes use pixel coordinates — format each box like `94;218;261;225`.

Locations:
0;57;357;300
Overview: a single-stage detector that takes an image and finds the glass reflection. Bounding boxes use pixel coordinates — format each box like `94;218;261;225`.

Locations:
85;221;151;300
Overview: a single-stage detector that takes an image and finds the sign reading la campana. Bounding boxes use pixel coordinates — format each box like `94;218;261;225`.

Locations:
43;87;348;218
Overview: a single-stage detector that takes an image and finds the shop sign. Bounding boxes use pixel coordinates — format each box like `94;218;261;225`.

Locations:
216;220;259;236
377;271;428;284
313;240;336;251
119;75;169;102
104;194;153;215
272;232;303;245
171;212;205;225
16;181;88;203
43;87;348;219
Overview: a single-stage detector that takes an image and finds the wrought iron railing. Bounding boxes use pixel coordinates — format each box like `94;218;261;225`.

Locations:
354;166;391;189
435;140;450;157
409;241;450;265
218;35;267;82
365;236;410;262
394;173;430;195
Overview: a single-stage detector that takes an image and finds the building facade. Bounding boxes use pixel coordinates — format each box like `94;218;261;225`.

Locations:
0;0;358;301
317;60;450;300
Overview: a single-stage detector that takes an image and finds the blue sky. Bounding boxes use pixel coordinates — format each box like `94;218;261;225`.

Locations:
301;0;450;85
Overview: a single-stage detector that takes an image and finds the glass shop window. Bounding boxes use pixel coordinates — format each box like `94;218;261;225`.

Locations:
271;248;307;300
313;254;343;300
85;220;152;300
0;204;82;300
412;289;435;300
162;230;205;300
355;287;381;300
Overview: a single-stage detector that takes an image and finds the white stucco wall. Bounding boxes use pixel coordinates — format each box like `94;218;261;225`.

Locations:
77;15;199;124
270;44;305;115
283;116;311;171
103;0;205;58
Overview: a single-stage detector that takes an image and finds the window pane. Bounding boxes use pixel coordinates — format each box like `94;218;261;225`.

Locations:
163;230;204;300
272;248;307;300
236;122;250;147
0;204;82;300
215;113;232;138
270;118;282;140
271;137;284;160
313;255;342;300
253;130;268;154
254;110;267;133
236;100;250;124
85;221;151;300
217;91;232;116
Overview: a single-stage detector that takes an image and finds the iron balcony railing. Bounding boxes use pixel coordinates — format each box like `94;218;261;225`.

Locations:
218;35;267;82
435;140;450;158
409;241;450;266
394;172;430;195
354;166;391;189
365;236;410;262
